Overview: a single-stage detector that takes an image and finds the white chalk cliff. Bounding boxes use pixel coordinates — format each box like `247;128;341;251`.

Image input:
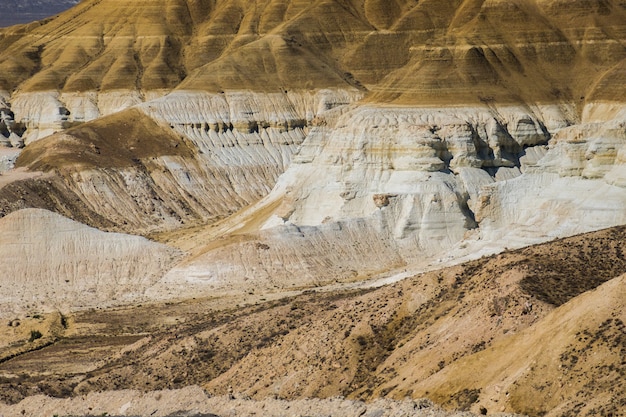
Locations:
0;0;625;312
147;101;626;299
0;209;182;317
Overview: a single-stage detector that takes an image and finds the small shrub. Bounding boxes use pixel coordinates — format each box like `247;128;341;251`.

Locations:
28;330;42;342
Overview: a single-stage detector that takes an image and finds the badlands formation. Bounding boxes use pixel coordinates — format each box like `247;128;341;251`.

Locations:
0;0;625;416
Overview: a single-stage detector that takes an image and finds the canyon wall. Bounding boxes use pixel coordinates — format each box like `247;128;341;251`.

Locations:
0;0;624;312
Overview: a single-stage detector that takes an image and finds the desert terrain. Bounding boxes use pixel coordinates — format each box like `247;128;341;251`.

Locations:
0;1;625;416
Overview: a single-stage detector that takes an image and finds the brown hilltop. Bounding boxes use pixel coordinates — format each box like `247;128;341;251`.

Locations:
17;108;194;171
0;0;623;104
369;0;626;104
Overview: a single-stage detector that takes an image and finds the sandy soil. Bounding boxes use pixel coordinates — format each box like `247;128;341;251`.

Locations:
0;386;521;417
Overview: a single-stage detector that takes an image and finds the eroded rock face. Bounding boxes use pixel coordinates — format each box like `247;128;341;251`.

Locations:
0;0;624;326
1;95;625;318
0;92;23;148
0;208;182;317
5;90;164;144
269;105;560;226
0;148;19;172
6;89;362;235
7;95;625;306
531;119;626;181
148;100;626;299
474;113;626;245
257;104;563;262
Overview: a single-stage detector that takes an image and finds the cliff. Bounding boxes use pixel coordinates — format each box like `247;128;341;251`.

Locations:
0;2;625;416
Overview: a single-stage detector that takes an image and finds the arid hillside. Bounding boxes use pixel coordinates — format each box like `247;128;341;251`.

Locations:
0;0;624;103
0;1;625;416
1;226;625;416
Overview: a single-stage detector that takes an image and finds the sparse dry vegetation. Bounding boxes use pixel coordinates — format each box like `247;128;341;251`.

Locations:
1;226;625;416
516;226;626;306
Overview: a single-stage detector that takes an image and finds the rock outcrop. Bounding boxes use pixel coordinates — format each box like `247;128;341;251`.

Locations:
6;89;362;234
0;208;182;317
148;101;626;298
